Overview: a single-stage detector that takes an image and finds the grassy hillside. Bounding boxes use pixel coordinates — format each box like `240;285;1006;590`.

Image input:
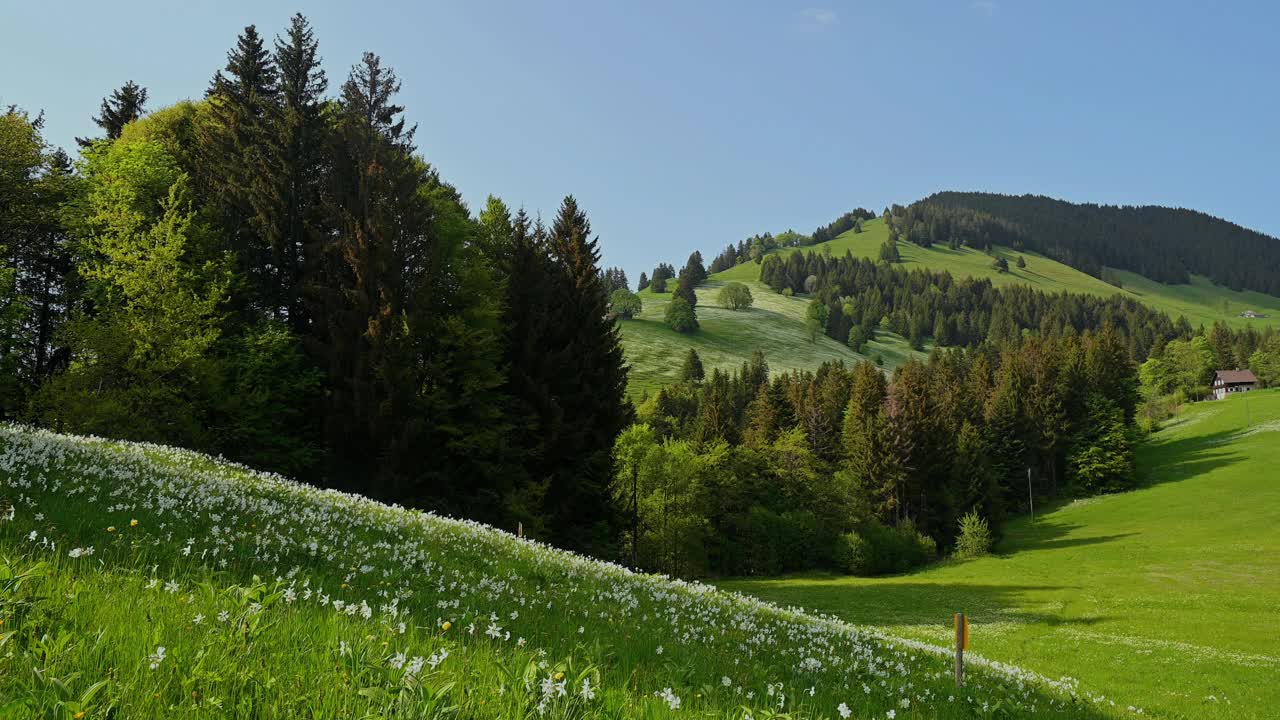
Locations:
620;280;926;398
623;216;1280;397
715;218;1280;329
0;427;1116;719
723;389;1280;720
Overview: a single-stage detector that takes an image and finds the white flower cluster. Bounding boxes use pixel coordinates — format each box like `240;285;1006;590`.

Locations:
0;424;1117;718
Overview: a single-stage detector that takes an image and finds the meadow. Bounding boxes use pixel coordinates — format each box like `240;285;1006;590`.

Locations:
0;424;1129;719
621;217;1278;398
619;281;926;398
723;389;1280;720
714;218;1280;330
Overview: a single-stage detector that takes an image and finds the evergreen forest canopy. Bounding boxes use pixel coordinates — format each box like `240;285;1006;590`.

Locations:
917;191;1280;295
0;15;630;556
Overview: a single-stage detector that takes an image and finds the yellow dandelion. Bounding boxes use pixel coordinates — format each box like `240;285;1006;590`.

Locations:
130;519;139;527
442;621;452;632
74;713;86;720
554;672;565;682
107;526;116;533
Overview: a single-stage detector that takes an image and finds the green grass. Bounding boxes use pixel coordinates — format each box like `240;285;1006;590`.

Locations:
624;217;1280;397
722;388;1280;720
0;426;1115;719
620;280;925;398
714;218;1280;329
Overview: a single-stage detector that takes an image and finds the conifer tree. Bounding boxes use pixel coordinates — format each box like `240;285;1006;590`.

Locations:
540;196;631;553
201;24;280;322
680;348;705;383
76;80;148;147
272;14;328;330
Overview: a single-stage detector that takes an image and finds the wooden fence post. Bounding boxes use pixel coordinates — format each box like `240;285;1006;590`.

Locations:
954;612;966;687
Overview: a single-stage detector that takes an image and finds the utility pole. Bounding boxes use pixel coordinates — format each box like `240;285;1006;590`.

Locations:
1027;467;1034;523
632;463;639;568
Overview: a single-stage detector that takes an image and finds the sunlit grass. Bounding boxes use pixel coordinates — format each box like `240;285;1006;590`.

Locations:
621;280;925;399
722;389;1280;720
0;426;1121;718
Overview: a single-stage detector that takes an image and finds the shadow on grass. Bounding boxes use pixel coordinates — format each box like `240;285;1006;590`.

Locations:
721;577;1108;630
1136;428;1246;488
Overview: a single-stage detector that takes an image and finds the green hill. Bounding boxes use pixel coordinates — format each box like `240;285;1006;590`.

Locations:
0;425;1114;718
621;216;1280;397
717;217;1280;328
621;279;926;397
723;389;1280;720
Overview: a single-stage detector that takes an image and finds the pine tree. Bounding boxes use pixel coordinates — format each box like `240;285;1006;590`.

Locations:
542;196;632;553
273;14;328;331
680;348;705;383
637;271;649;291
317;52;420;485
76;80;148;146
696;368;736;443
200;24;281;322
498;210;556;534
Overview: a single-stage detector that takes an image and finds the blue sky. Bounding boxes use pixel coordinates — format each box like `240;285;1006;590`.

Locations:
3;1;1277;282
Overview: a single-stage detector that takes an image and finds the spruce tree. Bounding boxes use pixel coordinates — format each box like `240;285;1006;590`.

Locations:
76;80;148;146
541;196;631;553
680;348;705;383
201;24;280;322
273;14;328;330
318;52;420;486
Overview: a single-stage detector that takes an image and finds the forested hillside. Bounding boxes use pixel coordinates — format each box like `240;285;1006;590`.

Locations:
614;202;1280;580
918;191;1280;295
0;16;630;554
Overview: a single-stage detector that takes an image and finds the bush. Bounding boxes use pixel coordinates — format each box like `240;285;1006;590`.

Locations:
836;531;871;575
664;295;698;333
717;281;754;310
953;511;993;559
609;288;642;319
840;521;937;576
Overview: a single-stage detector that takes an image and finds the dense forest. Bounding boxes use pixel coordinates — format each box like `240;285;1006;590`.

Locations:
0;15;630;555
918;192;1280;295
618;332;1140;577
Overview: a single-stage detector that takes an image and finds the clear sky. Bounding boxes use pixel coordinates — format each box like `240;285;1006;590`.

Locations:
3;1;1277;282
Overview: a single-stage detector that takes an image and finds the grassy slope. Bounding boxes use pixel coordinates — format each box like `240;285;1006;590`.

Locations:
620;280;925;399
722;388;1280;720
0;427;1113;719
623;216;1280;397
717;218;1280;329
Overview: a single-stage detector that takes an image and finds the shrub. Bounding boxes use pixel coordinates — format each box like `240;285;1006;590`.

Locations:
664;295;698;333
953;511;993;559
609;288;642;319
836;531;871;575
840;521;937;576
717;281;754;310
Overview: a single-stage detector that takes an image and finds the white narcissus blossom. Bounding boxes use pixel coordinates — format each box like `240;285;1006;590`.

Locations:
1;425;1093;720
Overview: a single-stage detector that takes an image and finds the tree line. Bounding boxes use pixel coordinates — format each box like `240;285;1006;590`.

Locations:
616;328;1139;577
0;15;631;555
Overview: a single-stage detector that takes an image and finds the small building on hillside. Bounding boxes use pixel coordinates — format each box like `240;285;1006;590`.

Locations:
1212;369;1257;400
1240;310;1268;319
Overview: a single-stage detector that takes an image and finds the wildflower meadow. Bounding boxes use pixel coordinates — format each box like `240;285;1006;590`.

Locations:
0;425;1128;718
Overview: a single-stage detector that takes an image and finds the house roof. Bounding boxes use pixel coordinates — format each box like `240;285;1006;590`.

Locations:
1215;369;1257;384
